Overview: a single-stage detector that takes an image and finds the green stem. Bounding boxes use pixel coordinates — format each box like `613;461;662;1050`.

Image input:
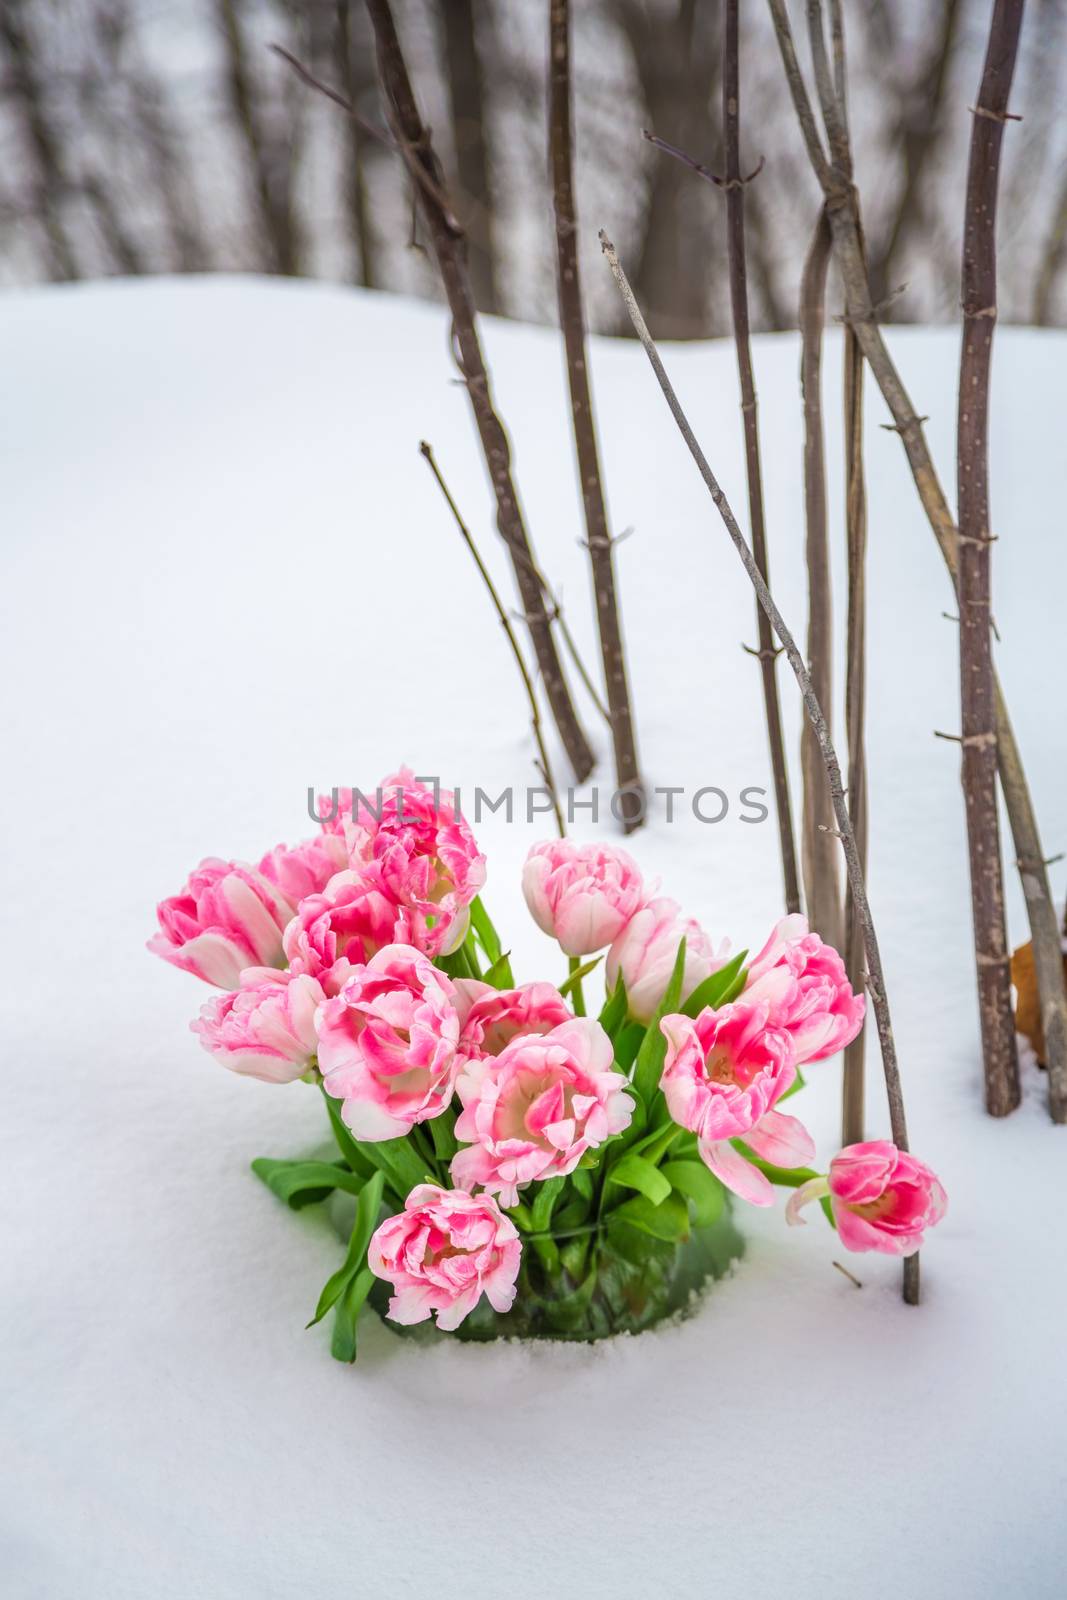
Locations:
568;956;587;1016
411;1123;444;1184
731;1141;836;1226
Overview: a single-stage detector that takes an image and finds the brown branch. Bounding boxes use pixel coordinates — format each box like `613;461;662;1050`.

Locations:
766;0;1067;1128
420;441;565;839
806;0;850;174
332;4;381;289
271;42;392;147
799;208;842;949
821;0;868;1149
549;0;643;831
958;0;1023;1117
722;0;799;912
363;0;594;782
600;231;918;1305
642;129;765;191
441;0;498;314
842;274;869;1147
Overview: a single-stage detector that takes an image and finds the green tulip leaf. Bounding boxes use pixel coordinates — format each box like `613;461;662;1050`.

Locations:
607;1152;672;1207
631;938;687;1110
330;1267;376;1363
251;1157;363;1209
661;1158;725;1227
307;1170;386;1329
681;951;748;1018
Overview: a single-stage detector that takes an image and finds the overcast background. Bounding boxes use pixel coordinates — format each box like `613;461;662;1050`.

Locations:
2;0;1066;335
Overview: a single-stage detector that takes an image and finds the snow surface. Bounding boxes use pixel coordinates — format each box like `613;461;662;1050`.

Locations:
2;277;1066;1599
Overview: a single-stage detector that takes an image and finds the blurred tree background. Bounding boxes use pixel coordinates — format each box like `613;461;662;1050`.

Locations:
3;0;1066;334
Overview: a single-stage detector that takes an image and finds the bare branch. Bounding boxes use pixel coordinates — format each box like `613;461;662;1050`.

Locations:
601;229;918;1303
550;0;643;831
362;0;594;782
957;0;1023;1116
766;0;1067;1128
420;441;565;839
799;208;842;950
721;0;800;911
842;266;869;1146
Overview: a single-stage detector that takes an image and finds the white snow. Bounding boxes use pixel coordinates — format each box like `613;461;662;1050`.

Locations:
2;277;1065;1599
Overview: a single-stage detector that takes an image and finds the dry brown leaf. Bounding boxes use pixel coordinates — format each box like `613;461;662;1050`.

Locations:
1011;940;1067;1066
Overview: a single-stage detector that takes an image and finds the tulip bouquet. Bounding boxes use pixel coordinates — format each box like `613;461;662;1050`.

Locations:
149;770;947;1359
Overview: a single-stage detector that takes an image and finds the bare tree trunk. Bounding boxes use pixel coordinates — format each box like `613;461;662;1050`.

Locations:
217;0;301;274
548;0;642;828
364;0;594;782
602;228;919;1305
129;50;210;273
957;0;1023;1116
81;174;144;276
723;0;799;911
745;184;789;332
617;0;718;339
1032;164;1067;324
0;0;79;281
798;209;841;944
766;0;1067;1127
335;0;380;288
868;0;962;315
441;0;498;315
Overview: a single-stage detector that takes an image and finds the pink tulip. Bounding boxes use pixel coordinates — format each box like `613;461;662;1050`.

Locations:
319;771;485;958
522;839;645;957
316;944;462;1141
453;980;573;1059
369;1183;521;1332
191;970;325;1084
258;834;347;904
451;1018;634;1206
282;868;400;996
606;896;730;1024
148;857;295;988
660;1000;813;1206
744;914;865;1066
787;1140;948;1256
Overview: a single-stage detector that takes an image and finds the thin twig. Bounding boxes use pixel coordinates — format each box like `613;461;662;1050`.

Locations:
798;207;842;947
642;128;765;190
600;230;916;1304
719;0;800;914
841;242;869;1148
766;0;1067;1129
957;0;1023;1116
270;43;392;143
549;0;643;831
420;442;565;839
363;0;594;782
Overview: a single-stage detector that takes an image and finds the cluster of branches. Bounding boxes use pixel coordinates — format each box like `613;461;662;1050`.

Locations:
4;1;1067;333
8;0;1061;1306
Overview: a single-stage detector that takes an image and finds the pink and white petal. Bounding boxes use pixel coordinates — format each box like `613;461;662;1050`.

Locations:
341;1096;412;1143
834;1203;921;1257
385;1285;437;1325
699;1138;776;1207
744;1109;816;1170
785;1175;830;1227
433;1285;483;1332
